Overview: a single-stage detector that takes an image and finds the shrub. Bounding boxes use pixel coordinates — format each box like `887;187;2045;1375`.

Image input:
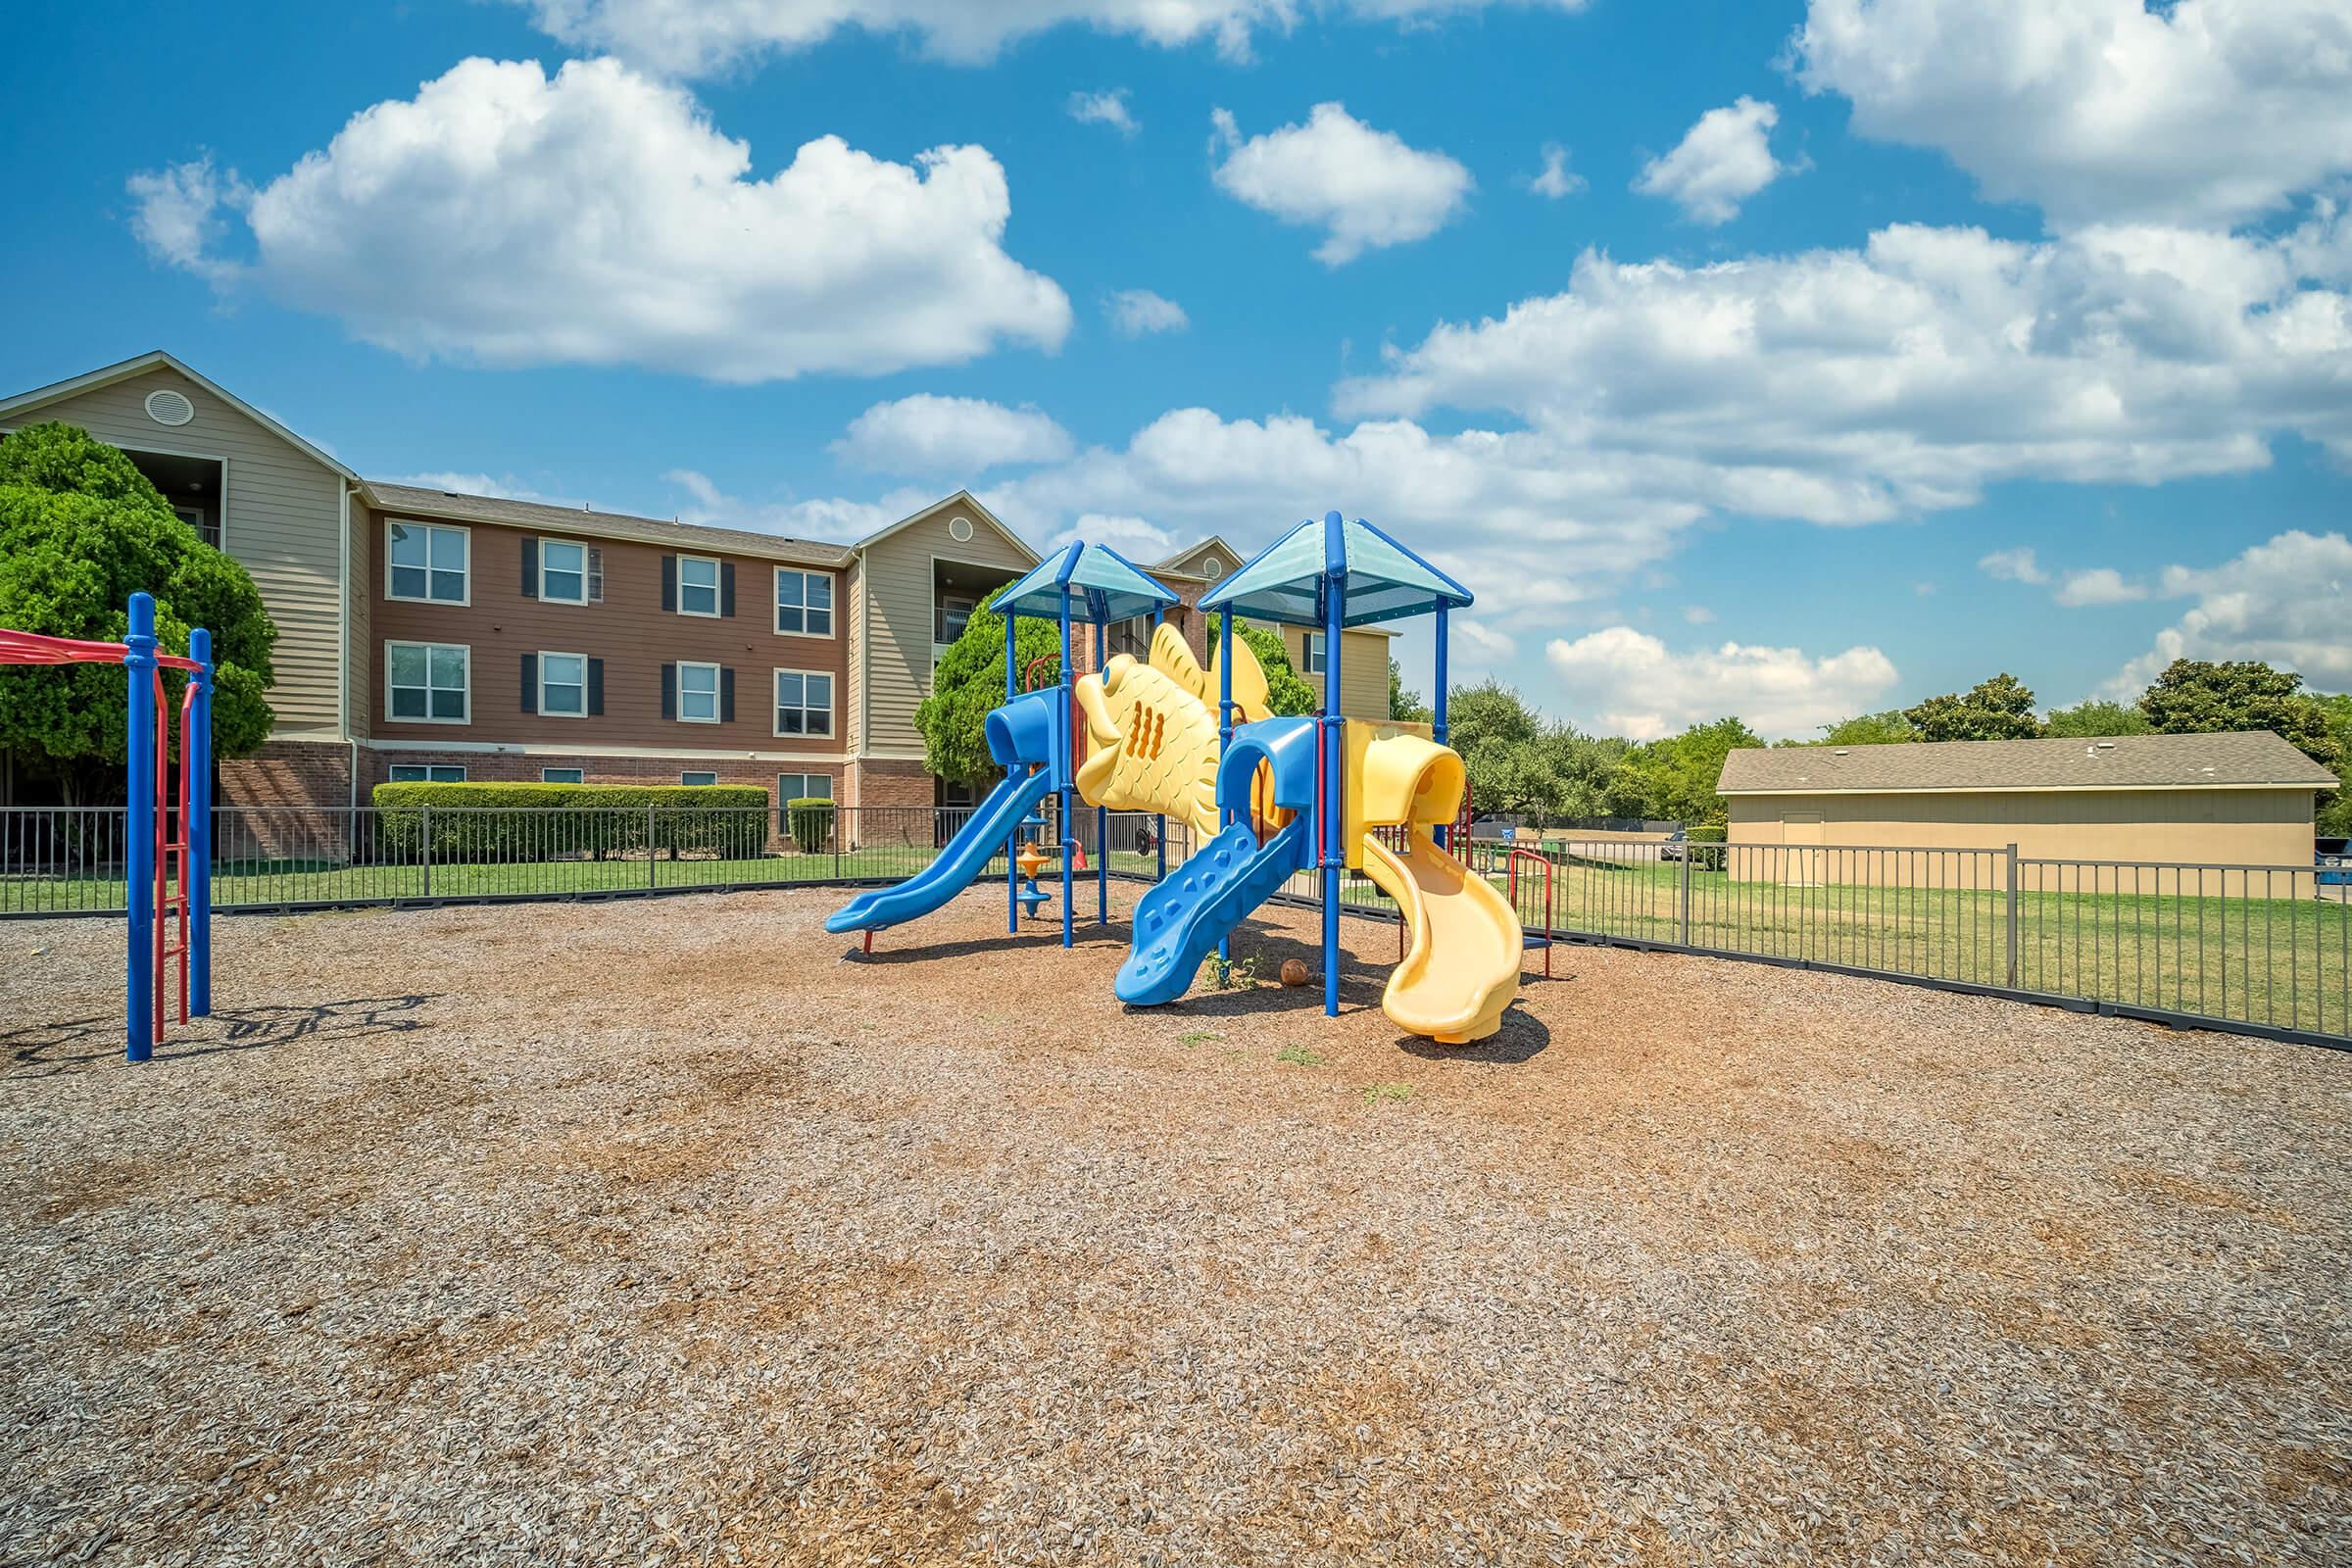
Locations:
785;796;837;854
1685;824;1727;843
370;781;768;860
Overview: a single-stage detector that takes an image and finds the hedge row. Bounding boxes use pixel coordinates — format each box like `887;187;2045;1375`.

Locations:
369;781;773;859
1684;823;1728;843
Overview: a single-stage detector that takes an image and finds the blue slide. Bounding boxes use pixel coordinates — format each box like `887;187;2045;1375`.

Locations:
1114;714;1321;1006
827;687;1065;936
1116;815;1312;1004
825;768;1054;935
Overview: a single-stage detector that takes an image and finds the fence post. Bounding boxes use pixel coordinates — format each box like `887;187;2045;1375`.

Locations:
2004;842;2020;990
1678;849;1691;948
421;804;433;900
649;803;659;890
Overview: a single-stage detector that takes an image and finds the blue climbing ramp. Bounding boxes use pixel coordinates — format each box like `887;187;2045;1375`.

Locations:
1115;815;1312;1004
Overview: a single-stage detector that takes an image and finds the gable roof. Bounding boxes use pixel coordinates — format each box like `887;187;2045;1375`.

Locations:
1718;731;2339;795
364;480;855;567
0;350;360;480
1153;535;1246;581
851;490;1036;565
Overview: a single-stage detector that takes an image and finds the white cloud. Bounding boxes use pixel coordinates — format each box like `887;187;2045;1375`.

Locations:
1681;605;1717;625
2109;529;2352;694
1526;143;1586;200
2053;566;2146;607
1633;97;1791;224
1105;288;1190;337
833;394;1074;473
1338;220;2352;518
1545;626;1899;741
1067;88;1139;136
1209;103;1473;266
1042;512;1183;560
125;155;244;279
522;0;1591;74
1791;0;2352;230
662;467;927;540
1979;547;2048;585
385;470;584;508
127;57;1070;383
1455;618;1520;662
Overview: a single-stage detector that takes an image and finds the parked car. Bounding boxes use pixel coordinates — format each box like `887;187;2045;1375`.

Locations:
1658;825;1690;861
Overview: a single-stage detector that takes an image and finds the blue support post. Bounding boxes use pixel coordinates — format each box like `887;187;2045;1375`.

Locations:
1094;608;1108;925
1433;603;1449;853
1152;606;1167;883
1217;609;1234;965
124;593;158;1064
1322;512;1345;1018
1058;587;1074;950
189;627;214;1017
1004;605;1019;934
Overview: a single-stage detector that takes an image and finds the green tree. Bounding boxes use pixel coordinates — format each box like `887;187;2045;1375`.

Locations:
1608;716;1762;825
2316;693;2352;838
1903;672;2041;742
2041;699;2154;738
1202;614;1315;716
1389;658;1433;724
913;584;1061;787
2135;659;2341;761
0;422;276;801
1779;710;1916;747
1442;680;1544;818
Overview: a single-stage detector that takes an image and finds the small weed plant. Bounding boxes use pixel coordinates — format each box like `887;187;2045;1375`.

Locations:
1276;1044;1324;1067
1363;1082;1414;1105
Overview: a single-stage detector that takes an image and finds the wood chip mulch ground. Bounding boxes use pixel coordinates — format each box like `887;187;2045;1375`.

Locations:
2;886;2348;1567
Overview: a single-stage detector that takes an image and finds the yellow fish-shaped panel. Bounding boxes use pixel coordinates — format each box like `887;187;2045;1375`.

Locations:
1072;623;1271;839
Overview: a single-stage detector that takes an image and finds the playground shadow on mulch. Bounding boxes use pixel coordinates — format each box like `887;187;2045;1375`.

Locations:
2;994;437;1079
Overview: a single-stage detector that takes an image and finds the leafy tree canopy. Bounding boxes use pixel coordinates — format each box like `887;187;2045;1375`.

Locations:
1389;658;1433;725
1779;710;1917;747
2040;699;2154;739
1903;672;2040;742
0;422;277;801
1608;716;1761;826
1202;614;1315;716
2136;659;2341;763
913;584;1062;786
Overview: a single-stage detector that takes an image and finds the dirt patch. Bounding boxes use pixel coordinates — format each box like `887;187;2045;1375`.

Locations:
2;885;2348;1566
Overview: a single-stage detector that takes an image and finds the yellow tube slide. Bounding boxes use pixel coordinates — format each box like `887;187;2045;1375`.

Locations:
1348;725;1524;1043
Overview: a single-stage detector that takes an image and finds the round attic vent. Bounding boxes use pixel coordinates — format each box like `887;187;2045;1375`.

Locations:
1202;557;1224;579
144;389;195;427
948;514;973;543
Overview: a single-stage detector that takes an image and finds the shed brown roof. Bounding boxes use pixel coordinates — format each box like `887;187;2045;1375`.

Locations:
1718;730;2338;795
364;481;858;568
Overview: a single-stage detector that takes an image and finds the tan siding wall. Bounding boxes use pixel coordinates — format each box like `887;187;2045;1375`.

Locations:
843;557;865;768
1282;626;1392;718
346;490;370;734
363;505;849;760
9;367;348;736
858;506;1034;758
1728;788;2319;891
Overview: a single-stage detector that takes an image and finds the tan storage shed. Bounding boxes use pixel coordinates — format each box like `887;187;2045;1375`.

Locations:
1717;731;2337;895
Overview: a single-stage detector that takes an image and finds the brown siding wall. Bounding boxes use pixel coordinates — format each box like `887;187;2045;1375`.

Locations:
361;502;849;760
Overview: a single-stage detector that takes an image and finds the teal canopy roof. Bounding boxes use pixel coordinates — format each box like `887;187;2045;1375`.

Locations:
995;542;1181;624
1198;512;1473;628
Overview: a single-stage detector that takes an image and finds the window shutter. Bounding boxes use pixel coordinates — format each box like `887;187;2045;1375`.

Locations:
662;555;676;612
587;548;604;604
521;537;539;598
661;662;675;720
521;653;537;713
587;657;605;716
720;665;737;723
720;562;737;617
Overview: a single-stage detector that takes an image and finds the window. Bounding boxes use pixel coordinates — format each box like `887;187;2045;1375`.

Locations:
1304;632;1328;675
775;569;834;637
538;652;587;716
541;767;584;784
678;556;720;616
936;594;977;646
1109;616;1152;660
680;771;718;787
386;641;469;723
676;662;720;723
171;504;221;551
388;763;466;783
777;772;833;802
538;538;600;604
773;669;834;737
387;521;468;604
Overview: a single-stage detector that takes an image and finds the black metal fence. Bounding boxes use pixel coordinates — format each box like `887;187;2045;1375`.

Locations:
4;808;2344;1048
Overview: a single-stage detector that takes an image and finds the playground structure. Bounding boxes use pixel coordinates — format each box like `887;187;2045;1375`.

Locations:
828;514;1527;1044
0;592;215;1062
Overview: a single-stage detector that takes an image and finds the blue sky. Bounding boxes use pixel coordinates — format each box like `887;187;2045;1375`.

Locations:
4;0;2347;738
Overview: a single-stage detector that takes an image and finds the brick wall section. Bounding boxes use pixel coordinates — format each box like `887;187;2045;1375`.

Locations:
219;740;352;810
359;749;841;801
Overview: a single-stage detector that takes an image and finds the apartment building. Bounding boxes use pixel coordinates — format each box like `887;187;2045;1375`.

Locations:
0;352;1391;813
